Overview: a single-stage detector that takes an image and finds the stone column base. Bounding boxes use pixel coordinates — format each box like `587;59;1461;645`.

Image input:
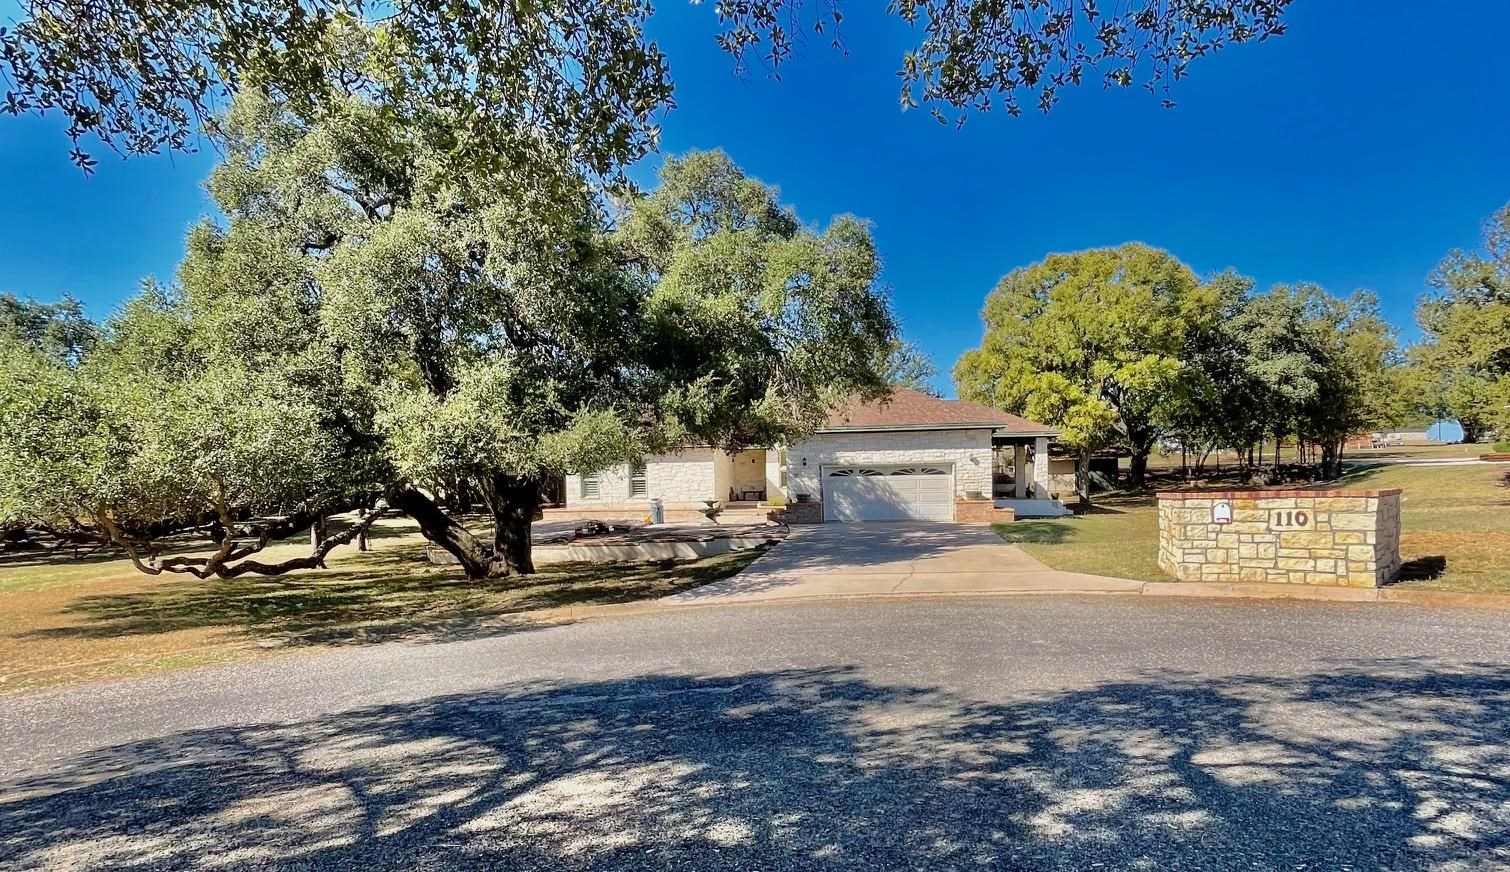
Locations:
954;500;1016;524
786;501;824;524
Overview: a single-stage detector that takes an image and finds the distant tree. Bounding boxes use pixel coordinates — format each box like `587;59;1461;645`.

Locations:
0;292;96;364
1221;284;1327;466
1220;283;1405;480
3;0;1291;170
1296;290;1408;479
883;340;941;396
1412;203;1510;443
954;243;1217;501
0;293;103;546
1160;270;1267;473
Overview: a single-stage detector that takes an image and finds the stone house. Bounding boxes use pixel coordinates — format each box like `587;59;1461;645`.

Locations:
556;388;1066;524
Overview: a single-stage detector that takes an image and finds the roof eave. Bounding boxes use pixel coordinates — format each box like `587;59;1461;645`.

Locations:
818;422;1054;435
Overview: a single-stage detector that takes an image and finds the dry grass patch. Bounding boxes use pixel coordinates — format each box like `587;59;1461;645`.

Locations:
1339;463;1510;593
0;519;767;694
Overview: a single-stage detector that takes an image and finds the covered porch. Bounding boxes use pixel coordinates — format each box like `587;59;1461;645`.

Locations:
726;448;785;504
991;433;1072;518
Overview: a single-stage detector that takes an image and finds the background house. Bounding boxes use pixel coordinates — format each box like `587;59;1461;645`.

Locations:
556;388;1065;524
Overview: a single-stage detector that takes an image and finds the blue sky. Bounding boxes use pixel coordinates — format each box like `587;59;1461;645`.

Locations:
2;1;1508;397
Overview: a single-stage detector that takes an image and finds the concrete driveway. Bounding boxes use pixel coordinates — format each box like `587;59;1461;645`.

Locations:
662;522;1141;604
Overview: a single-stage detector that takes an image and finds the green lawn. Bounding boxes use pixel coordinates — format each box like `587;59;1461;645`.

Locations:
994;495;1165;582
995;462;1510;594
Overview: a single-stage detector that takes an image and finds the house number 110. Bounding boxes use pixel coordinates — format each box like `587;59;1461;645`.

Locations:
1269;509;1310;530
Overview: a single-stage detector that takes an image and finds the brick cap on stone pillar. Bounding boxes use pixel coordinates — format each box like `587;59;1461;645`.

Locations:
1157;489;1402;500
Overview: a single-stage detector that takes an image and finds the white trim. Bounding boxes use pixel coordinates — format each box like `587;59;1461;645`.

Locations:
822;423;1060;438
821;423;1012;433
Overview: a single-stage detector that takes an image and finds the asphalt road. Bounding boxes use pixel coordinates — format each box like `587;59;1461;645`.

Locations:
2;596;1508;870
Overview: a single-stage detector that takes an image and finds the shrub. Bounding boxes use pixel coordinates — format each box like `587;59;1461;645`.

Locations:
1492;441;1510;454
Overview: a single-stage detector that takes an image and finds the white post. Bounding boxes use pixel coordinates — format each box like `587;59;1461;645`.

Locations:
1013;443;1027;499
1033;437;1051;498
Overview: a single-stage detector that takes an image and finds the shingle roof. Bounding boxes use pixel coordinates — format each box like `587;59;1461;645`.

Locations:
821;387;1058;435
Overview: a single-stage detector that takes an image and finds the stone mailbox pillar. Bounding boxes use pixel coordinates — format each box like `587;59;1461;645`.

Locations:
1157;489;1402;588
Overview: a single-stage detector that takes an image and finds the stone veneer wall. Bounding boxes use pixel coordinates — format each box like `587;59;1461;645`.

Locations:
566;448;720;509
786;429;994;502
1157;490;1402;588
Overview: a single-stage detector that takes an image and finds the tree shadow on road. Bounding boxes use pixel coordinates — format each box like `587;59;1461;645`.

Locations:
993;521;1074;545
2;658;1506;869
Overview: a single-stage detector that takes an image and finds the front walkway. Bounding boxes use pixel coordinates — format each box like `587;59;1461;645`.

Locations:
661;523;1141;605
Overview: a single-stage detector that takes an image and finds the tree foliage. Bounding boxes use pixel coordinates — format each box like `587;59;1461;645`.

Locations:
1219;284;1405;479
720;0;1292;124
0;292;96;363
2;0;1293;170
956;247;1408;495
0;0;671;173
1412;203;1510;442
882;339;941;396
1159;270;1268;462
954;243;1215;496
0;74;897;579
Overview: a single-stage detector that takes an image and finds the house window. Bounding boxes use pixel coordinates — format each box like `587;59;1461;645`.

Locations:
629;463;647;498
581;473;599;498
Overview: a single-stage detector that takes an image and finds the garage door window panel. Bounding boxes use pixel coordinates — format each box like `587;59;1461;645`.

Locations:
822;464;954;522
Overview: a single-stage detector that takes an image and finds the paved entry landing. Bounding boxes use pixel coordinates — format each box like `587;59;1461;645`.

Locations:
662;523;1141;605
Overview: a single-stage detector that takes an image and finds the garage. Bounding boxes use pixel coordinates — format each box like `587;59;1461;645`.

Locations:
821;465;953;522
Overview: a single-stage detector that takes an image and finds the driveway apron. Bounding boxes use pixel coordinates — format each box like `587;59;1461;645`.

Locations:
661;522;1141;604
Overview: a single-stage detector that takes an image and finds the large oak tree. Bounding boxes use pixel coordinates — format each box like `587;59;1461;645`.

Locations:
0;44;897;578
954;243;1216;498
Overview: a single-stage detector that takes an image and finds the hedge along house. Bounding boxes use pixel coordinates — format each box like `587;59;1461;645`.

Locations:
557;388;1067;524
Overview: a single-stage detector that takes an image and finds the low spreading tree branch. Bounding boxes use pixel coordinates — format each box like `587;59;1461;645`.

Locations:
96;500;391;579
214;501;391;577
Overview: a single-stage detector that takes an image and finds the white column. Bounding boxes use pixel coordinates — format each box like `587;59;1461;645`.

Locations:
764;448;785;501
1033;437;1051;498
1013;443;1027;498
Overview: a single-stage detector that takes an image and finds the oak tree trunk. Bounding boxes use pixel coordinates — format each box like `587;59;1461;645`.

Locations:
1075;450;1092;510
1128;449;1150;490
1319;441;1344;481
356;507;370;552
485;472;541;576
390;487;509;579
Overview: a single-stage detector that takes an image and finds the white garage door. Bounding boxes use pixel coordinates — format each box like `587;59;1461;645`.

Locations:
822;465;954;522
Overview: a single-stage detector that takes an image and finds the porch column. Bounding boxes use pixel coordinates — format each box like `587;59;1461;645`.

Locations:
1033;437;1051;497
1013;443;1027;498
